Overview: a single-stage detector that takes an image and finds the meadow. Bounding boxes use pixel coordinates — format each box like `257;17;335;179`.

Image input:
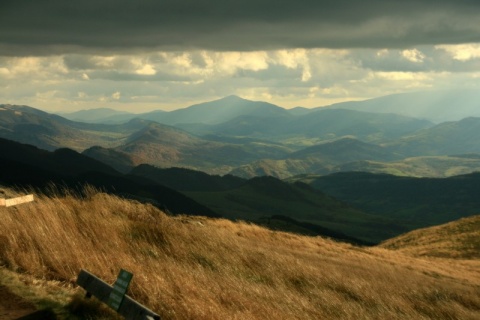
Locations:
0;186;479;319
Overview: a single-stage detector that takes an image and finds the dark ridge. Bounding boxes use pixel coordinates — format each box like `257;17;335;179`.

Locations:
0;138;219;218
130;164;246;192
263;215;374;246
310;171;480;225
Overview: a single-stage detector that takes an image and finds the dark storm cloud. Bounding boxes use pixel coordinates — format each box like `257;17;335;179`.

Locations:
1;0;480;55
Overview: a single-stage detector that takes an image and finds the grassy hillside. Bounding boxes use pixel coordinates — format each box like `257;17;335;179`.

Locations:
335;154;480;178
86;122;291;175
230;138;401;179
229;158;326;179
289;137;399;161
130;166;409;244
380;215;480;259
389;117;480;156
0;187;479;319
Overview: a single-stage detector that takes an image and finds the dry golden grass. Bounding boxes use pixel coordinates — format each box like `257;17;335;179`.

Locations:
0;186;479;319
380;215;480;259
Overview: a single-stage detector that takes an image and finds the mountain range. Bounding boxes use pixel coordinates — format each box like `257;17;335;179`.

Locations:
61;90;480;124
2;135;480;244
327;89;480;123
61;95;290;125
0;137;388;244
3;90;480;179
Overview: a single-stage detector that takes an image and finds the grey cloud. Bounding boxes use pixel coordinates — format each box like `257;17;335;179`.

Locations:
63;55;137;71
188;53;209;68
62;54;192;81
87;70;191;82
1;0;480;55
349;49;434;73
63;55;101;70
233;65;304;82
349;47;480;73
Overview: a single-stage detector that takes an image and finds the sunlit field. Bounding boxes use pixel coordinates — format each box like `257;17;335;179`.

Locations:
1;186;479;319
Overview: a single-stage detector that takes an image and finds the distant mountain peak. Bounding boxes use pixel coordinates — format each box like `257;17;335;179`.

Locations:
206;95;250;105
222;94;244;100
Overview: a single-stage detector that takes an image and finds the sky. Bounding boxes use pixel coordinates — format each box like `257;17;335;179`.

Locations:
1;0;480;113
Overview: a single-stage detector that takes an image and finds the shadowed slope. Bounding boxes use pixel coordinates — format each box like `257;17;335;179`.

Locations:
185;176;406;244
0;138;218;217
304;171;480;228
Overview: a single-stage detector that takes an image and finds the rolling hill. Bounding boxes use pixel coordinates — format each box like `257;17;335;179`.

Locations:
0;104;92;151
388;117;480;156
84;122;292;175
178;107;433;146
148;95;291;125
229;137;402;179
0;136;409;244
5;97;480;180
55;95;433;148
67;95;292;125
129;163;400;244
60;107;134;123
334;154;480;178
282;108;432;143
380;215;480;259
328;89;480;123
0;136;400;244
184;175;407;244
0;138;218;217
0;137;119;177
55;90;480;125
0;104;149;151
1;188;479;319
0;104;294;175
288;137;399;161
296;171;480;230
229;158;325;179
130;164;246;192
82;146;141;173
